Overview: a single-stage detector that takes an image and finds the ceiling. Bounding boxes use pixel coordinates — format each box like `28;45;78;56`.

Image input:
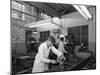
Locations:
24;1;77;17
45;3;76;15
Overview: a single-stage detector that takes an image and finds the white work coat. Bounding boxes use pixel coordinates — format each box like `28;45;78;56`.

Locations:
32;42;62;73
58;41;65;54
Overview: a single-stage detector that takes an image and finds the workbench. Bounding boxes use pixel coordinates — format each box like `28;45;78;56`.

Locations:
46;56;91;72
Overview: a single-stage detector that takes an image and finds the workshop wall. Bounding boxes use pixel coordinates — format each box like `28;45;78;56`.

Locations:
61;6;96;58
11;3;37;54
11;19;26;54
88;7;96;58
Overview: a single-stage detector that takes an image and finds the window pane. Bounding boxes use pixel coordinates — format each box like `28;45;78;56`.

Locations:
13;11;19;18
12;1;21;11
17;3;21;11
41;13;44;18
31;6;37;16
74;26;81;45
41;13;50;19
25;14;37;23
12;10;22;20
22;5;25;12
12;1;16;8
81;25;88;46
25;5;32;14
40;31;50;42
68;26;81;45
22;14;25;21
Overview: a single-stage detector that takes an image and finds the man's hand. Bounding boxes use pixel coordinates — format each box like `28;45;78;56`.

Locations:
57;55;66;64
50;60;57;64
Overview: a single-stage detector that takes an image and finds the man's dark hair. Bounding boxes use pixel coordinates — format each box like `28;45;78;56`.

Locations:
47;36;55;44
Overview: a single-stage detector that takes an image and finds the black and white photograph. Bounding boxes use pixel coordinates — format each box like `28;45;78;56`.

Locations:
11;0;96;75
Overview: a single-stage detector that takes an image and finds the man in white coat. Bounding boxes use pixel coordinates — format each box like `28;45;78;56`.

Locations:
32;36;63;73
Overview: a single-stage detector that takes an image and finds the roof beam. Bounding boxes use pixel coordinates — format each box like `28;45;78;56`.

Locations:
62;6;72;14
57;4;65;9
25;2;61;17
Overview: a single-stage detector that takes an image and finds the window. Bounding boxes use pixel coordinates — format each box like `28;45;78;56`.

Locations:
12;10;25;21
41;13;51;19
31;6;37;16
68;26;80;45
12;10;19;19
11;1;25;21
25;14;37;23
12;1;22;11
40;31;50;42
22;5;25;12
68;25;88;46
22;14;25;20
11;1;51;22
